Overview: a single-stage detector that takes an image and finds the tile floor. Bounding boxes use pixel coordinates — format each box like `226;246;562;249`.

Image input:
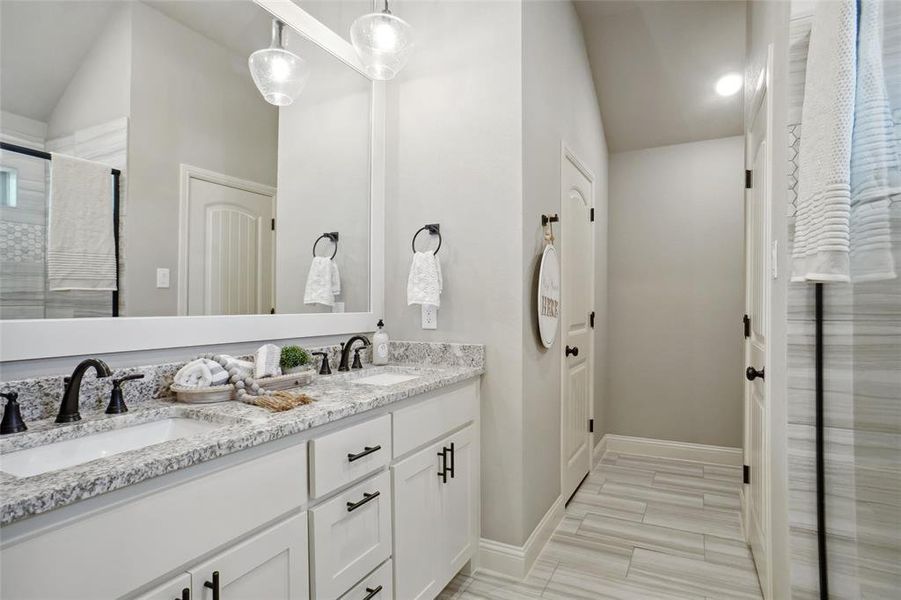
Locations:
438;452;764;600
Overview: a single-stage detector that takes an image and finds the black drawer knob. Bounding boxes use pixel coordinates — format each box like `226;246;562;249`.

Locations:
565;345;579;357
746;366;765;381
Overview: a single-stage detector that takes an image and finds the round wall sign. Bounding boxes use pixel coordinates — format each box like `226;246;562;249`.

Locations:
537;244;560;348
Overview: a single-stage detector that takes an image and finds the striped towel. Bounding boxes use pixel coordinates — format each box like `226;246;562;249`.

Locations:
48;153;117;290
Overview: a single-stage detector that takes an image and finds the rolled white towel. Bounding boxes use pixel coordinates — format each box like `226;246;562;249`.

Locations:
174;358;230;388
219;355;254;381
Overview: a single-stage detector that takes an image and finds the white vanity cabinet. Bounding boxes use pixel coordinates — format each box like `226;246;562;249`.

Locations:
132;574;192;600
392;425;477;600
190;512;309;600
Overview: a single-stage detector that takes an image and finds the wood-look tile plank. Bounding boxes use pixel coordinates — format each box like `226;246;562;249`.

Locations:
613;454;706;477
566;491;647;521
628;548;763;599
703;491;741;511
601;480;705;508
541;530;633;576
703;535;757;570
542;563;706;600
579;512;706;558
643;503;744;540
653;471;742;494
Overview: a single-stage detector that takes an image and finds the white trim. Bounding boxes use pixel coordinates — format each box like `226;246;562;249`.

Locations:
177;164;277;317
592;436;607;467
602;434;743;467
0;2;387;362
477;495;564;580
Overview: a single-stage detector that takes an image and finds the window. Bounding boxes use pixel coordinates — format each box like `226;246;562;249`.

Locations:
0;166;17;208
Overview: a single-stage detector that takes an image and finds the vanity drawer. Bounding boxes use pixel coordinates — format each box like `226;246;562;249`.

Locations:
338;559;393;600
310;471;392;600
309;414;391;498
393;380;478;458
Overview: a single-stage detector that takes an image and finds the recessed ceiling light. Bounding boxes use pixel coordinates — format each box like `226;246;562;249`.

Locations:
715;73;743;97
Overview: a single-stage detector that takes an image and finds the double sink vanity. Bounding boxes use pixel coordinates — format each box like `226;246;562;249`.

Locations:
0;343;484;600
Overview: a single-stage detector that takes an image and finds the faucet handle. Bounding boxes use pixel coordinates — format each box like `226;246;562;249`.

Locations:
1;390;27;435
106;374;144;415
312;352;332;375
352;347;366;370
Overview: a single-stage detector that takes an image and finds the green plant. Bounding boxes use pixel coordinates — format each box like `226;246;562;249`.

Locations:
280;345;311;370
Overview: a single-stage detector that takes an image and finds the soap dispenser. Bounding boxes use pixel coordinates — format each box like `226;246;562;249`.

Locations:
372;319;389;366
0;391;27;434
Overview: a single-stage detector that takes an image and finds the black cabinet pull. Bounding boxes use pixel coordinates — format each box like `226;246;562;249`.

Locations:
565;345;579;357
437;448;447;483
346;491;380;512
204;571;219;600
176;588;190;600
363;585;383;600
746;366;765;381
448;442;456;479
347;445;382;462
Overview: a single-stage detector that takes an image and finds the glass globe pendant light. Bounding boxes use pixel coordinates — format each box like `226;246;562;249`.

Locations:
249;19;310;106
350;0;413;80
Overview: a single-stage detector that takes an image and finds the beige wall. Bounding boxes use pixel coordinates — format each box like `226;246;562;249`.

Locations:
126;1;278;316
522;0;608;531
607;136;744;447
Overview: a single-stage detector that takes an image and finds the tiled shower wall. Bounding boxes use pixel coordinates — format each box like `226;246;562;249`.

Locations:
786;8;901;599
0;117;127;318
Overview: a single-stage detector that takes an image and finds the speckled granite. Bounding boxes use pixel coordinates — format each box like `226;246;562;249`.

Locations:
0;343;483;526
0;343;366;422
389;340;485;369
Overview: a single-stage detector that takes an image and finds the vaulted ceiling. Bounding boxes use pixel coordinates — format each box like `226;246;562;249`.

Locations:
574;0;747;153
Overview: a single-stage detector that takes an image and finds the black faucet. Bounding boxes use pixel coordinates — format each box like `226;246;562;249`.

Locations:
56;359;113;423
338;335;370;371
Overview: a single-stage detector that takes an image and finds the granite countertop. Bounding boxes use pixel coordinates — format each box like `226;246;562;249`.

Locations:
0;359;483;526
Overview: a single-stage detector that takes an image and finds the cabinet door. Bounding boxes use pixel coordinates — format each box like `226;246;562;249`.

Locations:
190;512;309;600
391;438;443;600
437;425;476;589
132;573;191;600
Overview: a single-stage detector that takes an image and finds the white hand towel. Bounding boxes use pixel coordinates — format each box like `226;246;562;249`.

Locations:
48;153;117;291
304;256;340;306
407;251;443;307
849;0;898;282
792;0;857;282
219;355;254;380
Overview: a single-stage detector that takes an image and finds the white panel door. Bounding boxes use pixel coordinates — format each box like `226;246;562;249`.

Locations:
185;175;274;316
561;151;594;502
132;573;191;600
190;512;309;600
744;89;770;594
391;440;442;600
437;425;476;589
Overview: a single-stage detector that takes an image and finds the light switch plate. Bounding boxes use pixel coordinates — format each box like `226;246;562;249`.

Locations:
421;304;437;329
156;268;170;289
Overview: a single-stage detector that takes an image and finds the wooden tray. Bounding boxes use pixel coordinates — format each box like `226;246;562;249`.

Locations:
258;369;314;392
170;383;235;404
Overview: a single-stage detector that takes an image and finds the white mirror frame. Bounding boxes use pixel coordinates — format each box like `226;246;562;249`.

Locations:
0;0;385;362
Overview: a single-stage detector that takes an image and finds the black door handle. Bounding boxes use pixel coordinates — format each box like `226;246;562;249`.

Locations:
347;445;381;462
448;442;455;479
175;587;190;600
204;571;219;600
565;345;579;357
363;585;383;600
346;491;380;512
746;366;765;381
437;447;448;483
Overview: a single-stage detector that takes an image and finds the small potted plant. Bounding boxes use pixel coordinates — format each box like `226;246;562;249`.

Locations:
280;345;312;375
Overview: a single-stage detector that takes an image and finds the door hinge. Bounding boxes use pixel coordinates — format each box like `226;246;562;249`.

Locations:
745;170;753;189
743;464;750;484
271;218;275;231
270;307;275;314
590;207;595;222
590;311;595;328
589;418;594;433
743;314;751;338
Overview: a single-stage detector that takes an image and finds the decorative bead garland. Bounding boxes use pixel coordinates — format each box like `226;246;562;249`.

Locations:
199;353;268;401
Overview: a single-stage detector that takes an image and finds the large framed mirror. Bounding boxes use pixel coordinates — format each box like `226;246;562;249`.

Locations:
0;0;385;361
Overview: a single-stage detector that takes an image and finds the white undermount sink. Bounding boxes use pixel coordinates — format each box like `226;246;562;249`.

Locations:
352;372;421;386
0;418;222;478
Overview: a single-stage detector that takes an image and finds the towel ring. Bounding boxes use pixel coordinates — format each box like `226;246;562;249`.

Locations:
411;224;441;254
312;232;339;259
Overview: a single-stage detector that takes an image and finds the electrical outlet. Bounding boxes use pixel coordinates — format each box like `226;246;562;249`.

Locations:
156;268;170;289
421;304;437;329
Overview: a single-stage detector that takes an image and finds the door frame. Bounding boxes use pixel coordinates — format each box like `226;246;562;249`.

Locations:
177;164;277;316
559;143;596;498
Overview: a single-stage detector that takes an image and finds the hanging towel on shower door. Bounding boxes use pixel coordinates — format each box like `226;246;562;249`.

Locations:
304;256;341;306
407;251;443;307
47;153;117;291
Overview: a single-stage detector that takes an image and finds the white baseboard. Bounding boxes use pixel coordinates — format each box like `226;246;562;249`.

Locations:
592;436;607;467
478;494;564;580
602;434;743;467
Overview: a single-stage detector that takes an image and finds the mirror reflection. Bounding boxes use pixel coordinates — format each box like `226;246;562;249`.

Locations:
0;0;371;319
